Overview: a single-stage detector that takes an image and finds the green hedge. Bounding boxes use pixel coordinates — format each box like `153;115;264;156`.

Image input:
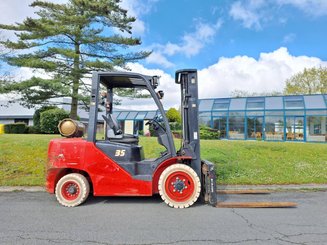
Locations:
4;123;27;134
33;105;57;132
199;125;220;140
40;108;69;134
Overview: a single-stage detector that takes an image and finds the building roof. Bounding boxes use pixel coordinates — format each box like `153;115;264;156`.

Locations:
199;94;327;112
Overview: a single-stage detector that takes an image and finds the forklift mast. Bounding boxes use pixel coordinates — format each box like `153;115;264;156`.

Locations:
175;69;201;179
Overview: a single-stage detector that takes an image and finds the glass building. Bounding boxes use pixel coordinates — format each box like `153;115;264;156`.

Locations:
199;94;327;142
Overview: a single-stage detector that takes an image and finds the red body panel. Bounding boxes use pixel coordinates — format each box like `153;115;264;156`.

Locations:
46;138;186;197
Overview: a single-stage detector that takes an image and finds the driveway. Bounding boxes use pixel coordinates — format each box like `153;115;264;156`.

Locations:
0;191;326;244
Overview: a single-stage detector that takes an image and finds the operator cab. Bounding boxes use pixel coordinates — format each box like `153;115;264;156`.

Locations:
87;72;176;180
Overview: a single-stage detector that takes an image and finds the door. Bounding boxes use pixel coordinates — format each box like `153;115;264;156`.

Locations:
247;117;263;140
213;117;227;139
286;116;304;141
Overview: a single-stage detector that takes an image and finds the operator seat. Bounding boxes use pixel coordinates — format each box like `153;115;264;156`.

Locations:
103;115;139;144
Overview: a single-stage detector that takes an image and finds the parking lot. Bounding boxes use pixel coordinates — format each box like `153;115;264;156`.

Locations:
0;191;326;244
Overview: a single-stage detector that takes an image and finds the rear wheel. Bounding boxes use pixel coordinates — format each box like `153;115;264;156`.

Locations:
55;173;90;207
158;164;201;208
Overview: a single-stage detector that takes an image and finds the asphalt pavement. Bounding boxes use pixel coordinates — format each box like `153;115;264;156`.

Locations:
0;191;326;244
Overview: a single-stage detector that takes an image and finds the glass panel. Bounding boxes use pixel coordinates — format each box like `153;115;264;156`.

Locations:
306;110;327;115
213;117;227;139
265;97;283;110
246;111;264;116
304;95;326;109
229;112;245;117
134;120;144;135
112;111;120;117
199;99;214;111
117;111;128;120
212;112;228;117
199;112;211;127
265;116;284;141
285;110;304;116
135;111;147;120
306;116;327;142
285;96;304;109
246;97;265;109
228;117;245;139
265;111;284;116
125;111;138;120
145;111;157;119
247;117;263;139
212;103;229;110
229;98;246;111
285;116;304;141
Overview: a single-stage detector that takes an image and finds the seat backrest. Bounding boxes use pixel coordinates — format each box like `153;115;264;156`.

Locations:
109;114;123;135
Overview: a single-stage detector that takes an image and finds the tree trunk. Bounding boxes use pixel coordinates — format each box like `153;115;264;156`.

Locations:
70;43;80;120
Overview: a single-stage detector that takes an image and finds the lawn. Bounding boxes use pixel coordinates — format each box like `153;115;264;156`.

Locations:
0;134;326;186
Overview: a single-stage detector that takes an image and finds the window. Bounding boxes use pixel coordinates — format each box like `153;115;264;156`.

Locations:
212;99;230;110
265;97;283;110
306;116;327;142
125;111;138;120
135;112;147;120
199;112;211;127
199;99;214;111
304;95;326;109
117;111;128;120
265;117;284;141
228;116;245;139
284;96;304;109
145;111;157;119
246;98;264;109
229;98;246;110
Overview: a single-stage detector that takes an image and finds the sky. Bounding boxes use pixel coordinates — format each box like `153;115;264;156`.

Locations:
0;0;327;108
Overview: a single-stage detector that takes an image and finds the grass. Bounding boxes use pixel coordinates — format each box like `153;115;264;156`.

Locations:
0;134;326;186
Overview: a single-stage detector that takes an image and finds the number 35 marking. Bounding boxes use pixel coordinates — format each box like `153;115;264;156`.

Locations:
115;150;126;157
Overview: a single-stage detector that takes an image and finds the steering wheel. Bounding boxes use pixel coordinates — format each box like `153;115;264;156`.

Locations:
146;117;165;132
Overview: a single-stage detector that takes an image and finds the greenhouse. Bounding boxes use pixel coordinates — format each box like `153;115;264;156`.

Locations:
199;94;327;142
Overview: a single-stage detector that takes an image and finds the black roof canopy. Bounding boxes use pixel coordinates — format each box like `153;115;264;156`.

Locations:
97;72;153;88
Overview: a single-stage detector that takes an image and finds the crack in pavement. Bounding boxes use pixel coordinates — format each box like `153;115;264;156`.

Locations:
230;209;327;245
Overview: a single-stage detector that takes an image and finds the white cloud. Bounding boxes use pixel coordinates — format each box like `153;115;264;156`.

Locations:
229;0;266;30
163;19;223;58
145;52;174;68
198;47;327;98
146;19;223;67
121;0;158;35
125;62;180;109
128;48;327;109
277;0;327;17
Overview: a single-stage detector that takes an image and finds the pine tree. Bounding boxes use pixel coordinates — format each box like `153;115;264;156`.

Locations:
0;0;151;119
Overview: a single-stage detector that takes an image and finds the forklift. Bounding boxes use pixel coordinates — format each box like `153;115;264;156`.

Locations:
46;69;217;208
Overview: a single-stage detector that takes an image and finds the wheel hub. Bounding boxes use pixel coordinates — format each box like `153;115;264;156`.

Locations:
172;178;186;192
67;185;78;195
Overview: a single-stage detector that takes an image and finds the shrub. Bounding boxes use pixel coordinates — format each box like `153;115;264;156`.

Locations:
199;125;220;140
166;108;181;123
26;126;39;134
40;108;69;134
33;105;57;132
4;123;27;134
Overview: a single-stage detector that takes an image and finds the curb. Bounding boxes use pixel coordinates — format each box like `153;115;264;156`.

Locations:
217;184;327;191
0;186;45;192
0;184;326;193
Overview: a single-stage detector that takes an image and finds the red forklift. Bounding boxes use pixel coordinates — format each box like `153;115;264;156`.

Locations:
46;69;217;208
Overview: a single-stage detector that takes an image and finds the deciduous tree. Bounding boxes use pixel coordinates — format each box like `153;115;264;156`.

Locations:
284;67;327;95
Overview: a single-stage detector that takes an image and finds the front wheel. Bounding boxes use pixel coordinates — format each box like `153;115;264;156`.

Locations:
55;173;90;207
158;164;201;208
